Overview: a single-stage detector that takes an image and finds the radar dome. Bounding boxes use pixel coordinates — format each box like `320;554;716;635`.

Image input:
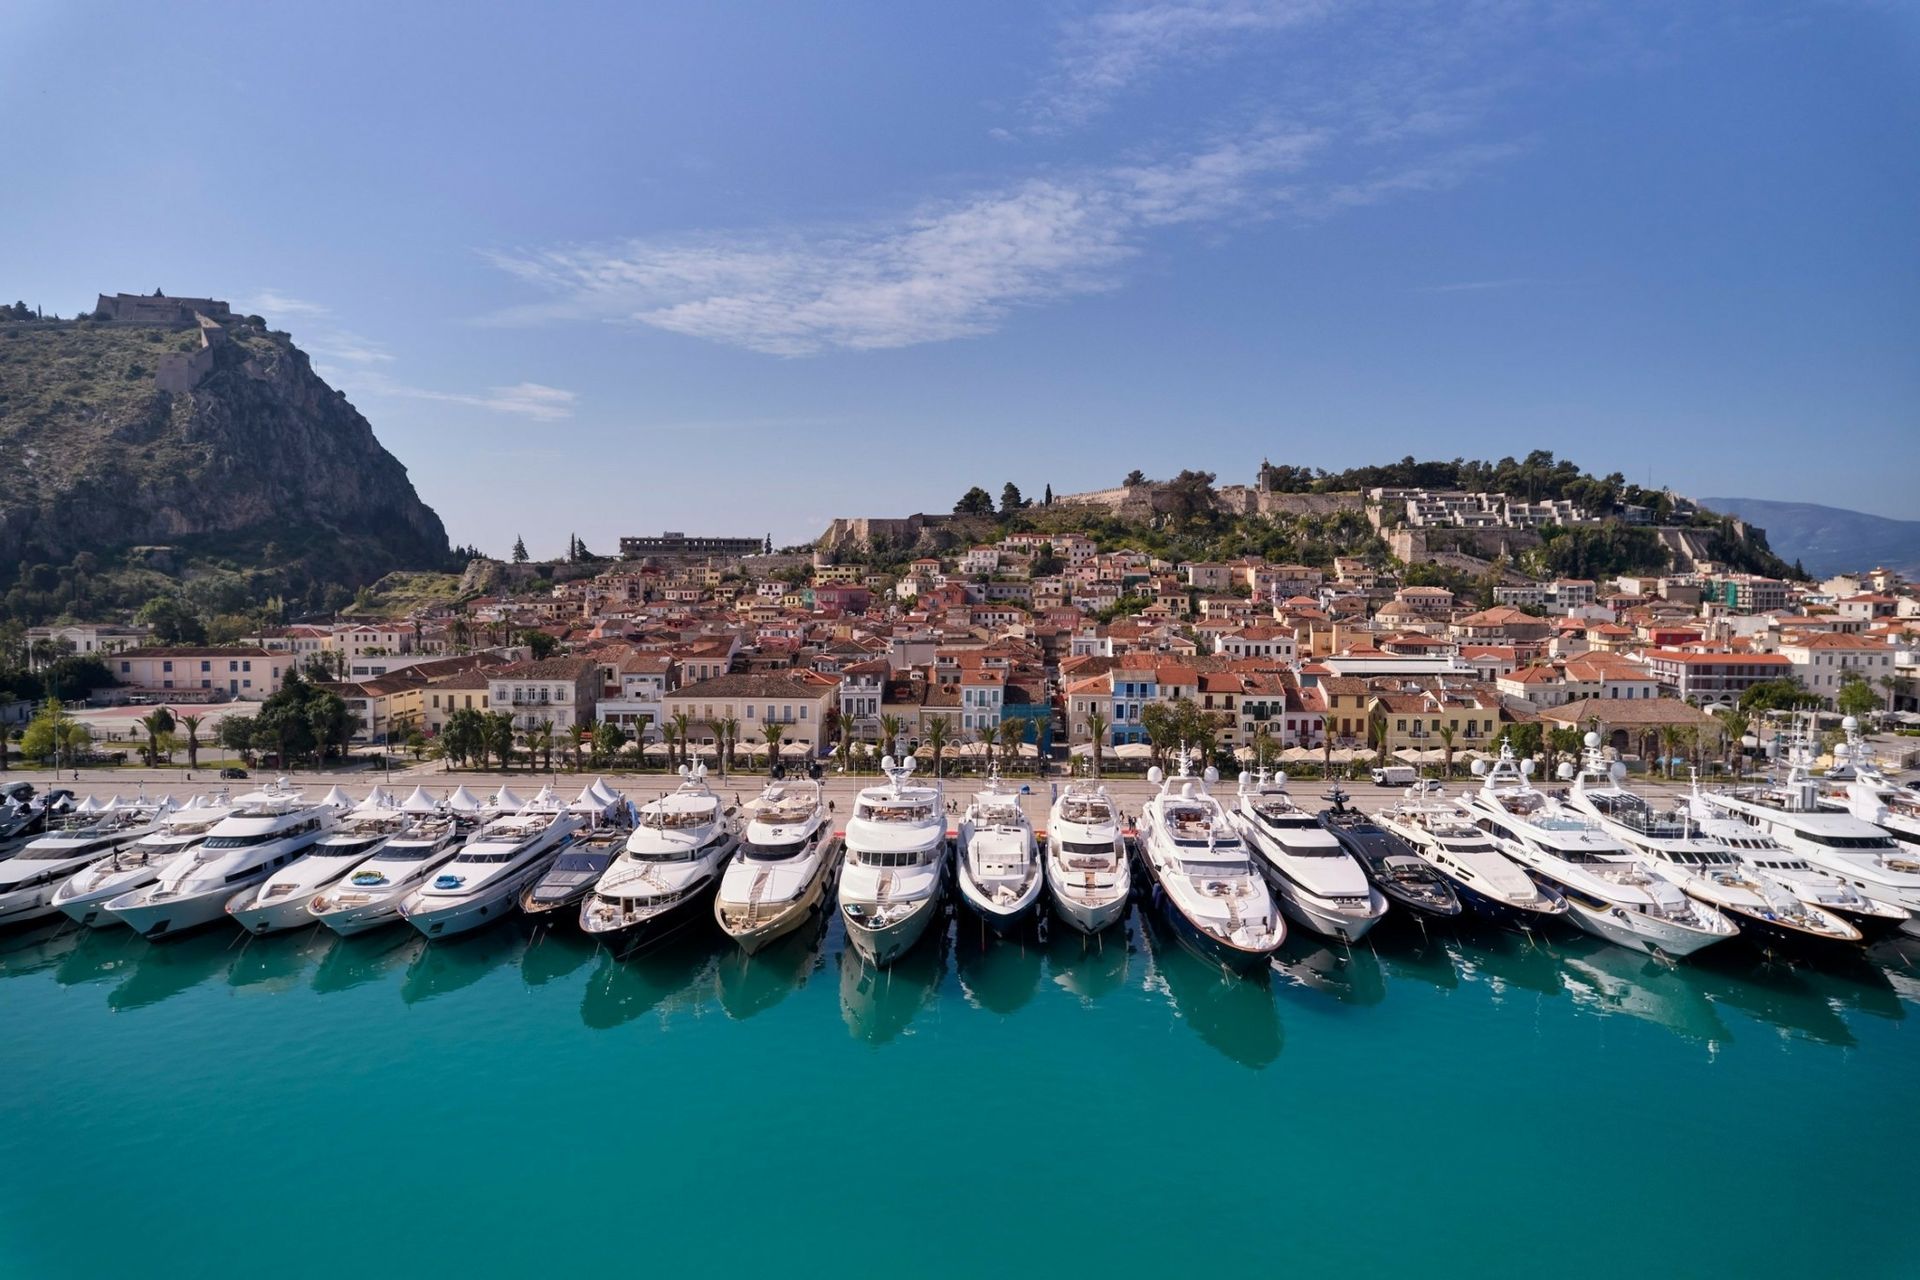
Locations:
880;755;895;771
1584;731;1601;749
1519;758;1536;776
1842;715;1859;732
1610;760;1627;782
1147;766;1165;785
1556;761;1575;780
1203;766;1220;785
1471;759;1488;776
1238;771;1252;786
677;764;690;777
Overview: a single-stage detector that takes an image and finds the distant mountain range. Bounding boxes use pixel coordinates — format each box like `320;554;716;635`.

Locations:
1703;498;1920;578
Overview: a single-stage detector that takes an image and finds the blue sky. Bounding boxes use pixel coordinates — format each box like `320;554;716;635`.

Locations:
5;1;1916;555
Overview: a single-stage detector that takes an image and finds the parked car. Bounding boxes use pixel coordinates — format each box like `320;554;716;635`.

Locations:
219;767;249;780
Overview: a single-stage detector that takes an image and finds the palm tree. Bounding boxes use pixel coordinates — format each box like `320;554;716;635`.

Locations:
1714;707;1751;776
660;721;680;773
836;716;855;773
1436;724;1456;779
759;721;786;776
1878;674;1902;715
179;713;203;771
1657;723;1683;779
1250;722;1275;772
922;715;951;779
137;707;175;768
879;714;904;758
975;722;999;776
713;715;739;776
669;711;694;770
1084;708;1109;779
1000;715;1027;774
1029;712;1053;773
527;719;555;773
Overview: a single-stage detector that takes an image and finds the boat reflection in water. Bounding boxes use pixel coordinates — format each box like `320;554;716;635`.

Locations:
1445;930;1565;1003
0;918;87;978
1557;937;1731;1046
1138;906;1282;1069
1271;936;1386;1007
1045;917;1133;1006
1373;936;1463;997
53;927;143;991
717;910;829;1022
578;934;720;1031
839;919;947;1044
228;928;333;995
954;922;1044;1016
311;929;425;995
107;933;235;1013
400;926;528;1005
519;927;598;989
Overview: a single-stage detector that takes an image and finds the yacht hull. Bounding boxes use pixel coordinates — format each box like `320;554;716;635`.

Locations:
1722;906;1866;961
1445;874;1569;933
53;872;160;927
581;874;721;951
0;885;66;928
1150;883;1273;975
956;874;1042;936
718;858;836;956
1555;888;1727;958
1826;902;1910;945
226;890;322;935
105;872;271;941
843;890;942;967
311;896;409;937
404;861;553;939
1269;876;1384;944
1045;882;1129;935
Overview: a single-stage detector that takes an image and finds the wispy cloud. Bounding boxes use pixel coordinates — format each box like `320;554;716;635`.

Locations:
1025;0;1334;133
484;126;1327;357
240;289;332;319
360;376;578;421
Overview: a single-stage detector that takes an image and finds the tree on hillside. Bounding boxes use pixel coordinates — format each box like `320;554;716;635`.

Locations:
1043;484;1053;505
1124;469;1147;487
1000;483;1025;516
954;487;994;518
1163;470;1216;527
518;629;558;660
512;535;529;564
136;596;205;645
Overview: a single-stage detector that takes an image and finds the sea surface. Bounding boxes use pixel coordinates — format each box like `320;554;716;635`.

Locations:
2;905;1915;1279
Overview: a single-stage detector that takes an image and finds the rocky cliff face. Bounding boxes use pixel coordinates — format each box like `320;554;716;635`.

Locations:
0;318;448;585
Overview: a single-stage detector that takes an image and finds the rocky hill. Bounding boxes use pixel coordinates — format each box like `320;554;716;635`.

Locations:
1702;497;1920;578
0;307;448;608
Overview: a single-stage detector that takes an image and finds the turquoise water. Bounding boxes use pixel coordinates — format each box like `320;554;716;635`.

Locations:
3;908;1916;1280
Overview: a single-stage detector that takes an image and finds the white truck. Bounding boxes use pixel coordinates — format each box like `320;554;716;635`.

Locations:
1369;764;1418;787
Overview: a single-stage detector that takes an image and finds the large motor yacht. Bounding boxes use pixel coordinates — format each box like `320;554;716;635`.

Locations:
1378;781;1568;930
1566;740;1863;958
1686;798;1906;944
955;768;1043;935
103;781;336;939
0;797;172;927
1136;751;1284;974
1318;787;1460;922
714;775;838;954
518;781;630;922
581;765;736;947
52;795;235;927
1043;779;1131;934
1698;730;1920;935
310;804;471;936
1820;717;1920;851
1228;768;1386;942
1461;742;1736;957
401;786;580;939
227;789;400;934
838;755;949;967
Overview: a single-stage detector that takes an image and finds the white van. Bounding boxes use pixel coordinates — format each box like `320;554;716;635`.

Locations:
1370;765;1418;787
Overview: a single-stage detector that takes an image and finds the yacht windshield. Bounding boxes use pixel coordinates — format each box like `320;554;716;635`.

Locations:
741;834;812;860
201;832;280;849
852;846;929;868
1059;839;1115;856
318;837;383;858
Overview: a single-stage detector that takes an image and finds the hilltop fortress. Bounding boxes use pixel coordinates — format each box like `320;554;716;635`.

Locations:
89;290;235;393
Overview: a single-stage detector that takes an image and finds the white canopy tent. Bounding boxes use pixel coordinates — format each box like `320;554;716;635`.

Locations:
447;785;483;814
321;785;355;810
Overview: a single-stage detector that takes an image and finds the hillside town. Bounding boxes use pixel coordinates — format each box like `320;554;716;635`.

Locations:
16;501;1918;775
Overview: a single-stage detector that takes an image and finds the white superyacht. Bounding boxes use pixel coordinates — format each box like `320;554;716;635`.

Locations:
1137;751;1284;973
581;764;737;946
52;794;235;927
1229;768;1385;942
401;786;580;939
0;796;172;927
226;789;399;934
1043;779;1131;934
955;767;1043;935
714;775;837;953
838;755;948;967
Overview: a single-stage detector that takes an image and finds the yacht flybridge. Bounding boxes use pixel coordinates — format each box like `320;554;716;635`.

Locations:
714;776;837;954
839;755;948;967
1461;742;1736;958
1566;739;1862;957
581;764;736;947
1228;768;1385;942
1699;729;1920;935
1138;750;1284;972
956;767;1043;935
1043;779;1130;934
1378;781;1567;930
52;795;235;927
103;781;335;940
0;796;171;927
